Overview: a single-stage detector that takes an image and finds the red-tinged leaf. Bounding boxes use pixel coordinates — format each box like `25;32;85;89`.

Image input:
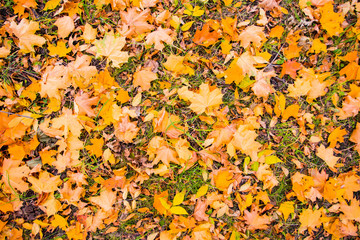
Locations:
193;22;221;47
280;60;302;79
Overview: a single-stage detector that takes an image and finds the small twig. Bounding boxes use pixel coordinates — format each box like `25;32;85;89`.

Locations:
0;110;34;119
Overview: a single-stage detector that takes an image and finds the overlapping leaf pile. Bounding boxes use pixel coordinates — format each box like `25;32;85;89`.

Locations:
1;0;360;239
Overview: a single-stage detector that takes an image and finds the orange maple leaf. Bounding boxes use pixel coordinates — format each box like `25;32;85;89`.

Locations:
298;207;322;233
145;27;174;50
120;8;154;37
51;108;84;138
193;22;221;47
74;92;99;117
28;171;62;193
133;68;157;91
89;189;117;212
238;26;266;49
114;116;139;143
243;209;271;231
280;60;302;79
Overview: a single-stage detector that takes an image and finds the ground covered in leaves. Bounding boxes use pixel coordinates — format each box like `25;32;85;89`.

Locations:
1;0;360;239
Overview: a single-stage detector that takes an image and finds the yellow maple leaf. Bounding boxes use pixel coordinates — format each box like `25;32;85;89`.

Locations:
94;33;129;67
298;207;322;234
86;138;104;157
188;83;223;115
163;55;194;76
28;171;62;193
316;144;339;172
278;201;294;220
48;40;71;57
328;127;347;148
320;3;344;36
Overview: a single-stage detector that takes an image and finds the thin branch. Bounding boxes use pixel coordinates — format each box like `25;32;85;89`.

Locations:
0;110;34;119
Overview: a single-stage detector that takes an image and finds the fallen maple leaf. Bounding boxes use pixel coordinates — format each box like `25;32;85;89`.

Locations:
193;22;221;47
89;189;117;212
153;191;171;215
145;27;174;50
55;16;75;38
243;209;271;231
238;26;266;49
281;60;302;79
213;168;234;192
82;23;97;43
328;127;347;148
193;199;209;221
133;68;157;91
278;201;294;220
163;54;194;76
316;144;339;172
319;3;344;36
187;83;223;115
298;207;322;233
74;92;99;117
114;116;139;143
51;108;84;138
120;8;154;37
93;32;129;67
153;145;179;167
9;19;46;53
48;40;71;57
28;171;62;193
